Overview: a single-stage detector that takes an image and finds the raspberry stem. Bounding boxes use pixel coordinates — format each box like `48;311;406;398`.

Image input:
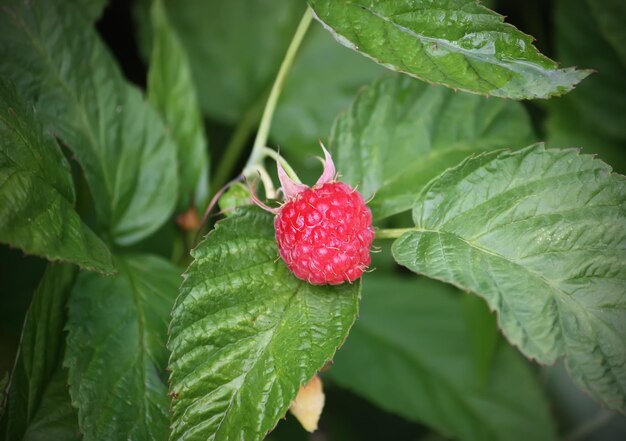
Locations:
375;228;417;239
242;7;313;181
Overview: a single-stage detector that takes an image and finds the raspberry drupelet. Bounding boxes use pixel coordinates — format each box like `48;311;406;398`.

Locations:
253;146;374;285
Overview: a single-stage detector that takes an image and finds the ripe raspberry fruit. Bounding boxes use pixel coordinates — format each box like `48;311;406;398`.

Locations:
253;146;374;285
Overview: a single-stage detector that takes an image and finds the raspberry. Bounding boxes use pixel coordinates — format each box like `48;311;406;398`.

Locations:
252;146;374;285
275;181;373;284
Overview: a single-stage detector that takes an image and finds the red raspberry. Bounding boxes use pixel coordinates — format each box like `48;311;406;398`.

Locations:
252;146;374;285
275;181;373;285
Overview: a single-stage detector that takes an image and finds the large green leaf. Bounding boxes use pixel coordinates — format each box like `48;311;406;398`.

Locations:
331;75;534;220
148;0;210;212
0;80;114;273
0;0;178;245
308;0;590;99
329;276;556;441
1;263;78;441
169;208;360;441
392;145;626;412
64;255;180;441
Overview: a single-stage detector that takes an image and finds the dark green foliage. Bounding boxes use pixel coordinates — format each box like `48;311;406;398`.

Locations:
1;0;624;440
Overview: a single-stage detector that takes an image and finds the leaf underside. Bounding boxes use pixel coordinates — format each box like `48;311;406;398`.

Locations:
392;145;626;412
168;208;360;441
309;0;591;99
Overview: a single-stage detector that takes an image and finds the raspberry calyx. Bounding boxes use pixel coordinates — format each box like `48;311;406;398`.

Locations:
253;146;374;285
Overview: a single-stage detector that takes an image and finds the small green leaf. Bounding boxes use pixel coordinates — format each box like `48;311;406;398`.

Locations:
1;263;77;441
329;276;556;441
218;182;251;215
0;81;113;274
169;208;360;441
148;0;210;212
0;0;178;245
65;255;181;441
331;75;534;220
308;0;591;99
392;145;626;412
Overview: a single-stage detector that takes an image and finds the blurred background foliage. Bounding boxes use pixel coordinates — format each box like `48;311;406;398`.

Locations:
1;0;624;439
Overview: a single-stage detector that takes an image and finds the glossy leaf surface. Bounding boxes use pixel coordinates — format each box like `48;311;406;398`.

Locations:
169;208;360;441
309;0;590;99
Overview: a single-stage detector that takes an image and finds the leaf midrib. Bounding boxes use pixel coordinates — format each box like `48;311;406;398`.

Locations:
348;2;550;75
114;258;156;438
211;283;303;440
10;2;115;219
403;228;625;364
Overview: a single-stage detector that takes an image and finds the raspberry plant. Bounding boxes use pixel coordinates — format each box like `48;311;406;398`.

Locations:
0;1;625;441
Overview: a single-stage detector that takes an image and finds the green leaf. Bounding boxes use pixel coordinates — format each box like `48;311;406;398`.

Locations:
308;0;591;99
0;0;178;245
587;0;626;66
64;254;181;441
22;365;80;441
0;80;114;273
391;145;626;412
329;276;556;441
76;0;107;22
148;0;210;212
1;263;77;441
331;75;534;220
169;208;360;441
218;182;252;216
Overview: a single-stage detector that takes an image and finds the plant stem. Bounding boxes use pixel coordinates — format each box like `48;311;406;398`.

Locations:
252;164;276;199
261;147;302;183
211;98;263;193
375;228;416;239
242;7;313;178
